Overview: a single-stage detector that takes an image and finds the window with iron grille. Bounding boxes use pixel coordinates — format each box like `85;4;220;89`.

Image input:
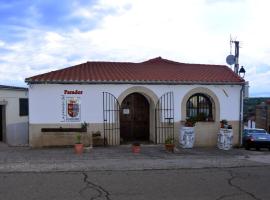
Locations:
186;93;213;121
19;98;28;116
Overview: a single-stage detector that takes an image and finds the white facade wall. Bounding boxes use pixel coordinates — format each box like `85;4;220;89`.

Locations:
0;89;28;145
29;84;241;124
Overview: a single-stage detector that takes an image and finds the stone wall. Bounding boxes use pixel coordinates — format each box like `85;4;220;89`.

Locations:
174;120;240;147
29;121;240;148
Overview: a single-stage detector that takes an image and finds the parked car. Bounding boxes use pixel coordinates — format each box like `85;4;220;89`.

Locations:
242;128;270;150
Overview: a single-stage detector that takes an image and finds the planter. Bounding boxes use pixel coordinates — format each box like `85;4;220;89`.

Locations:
165;144;175;152
74;143;84;154
132;144;141;153
179;127;195;148
217;128;233;150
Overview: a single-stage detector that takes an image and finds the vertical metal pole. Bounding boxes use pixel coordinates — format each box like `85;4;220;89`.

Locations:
158;101;160;144
108;93;110;145
164;95;166;142
113;99;115;145
158;101;160;143
172;92;174;140
234;41;239;74
170;92;172;138
166;93;168;139
116;100;120;144
110;94;112;145
103;92;106;146
155;106;157;144
156;100;159;144
109;94;111;146
105;93;108;146
113;95;115;145
103;92;104;145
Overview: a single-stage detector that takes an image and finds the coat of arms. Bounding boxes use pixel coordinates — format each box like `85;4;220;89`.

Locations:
66;98;80;120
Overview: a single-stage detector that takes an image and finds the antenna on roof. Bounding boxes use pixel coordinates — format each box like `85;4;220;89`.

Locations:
226;35;235;66
232;39;240;74
230;35;232;54
226;35;241;74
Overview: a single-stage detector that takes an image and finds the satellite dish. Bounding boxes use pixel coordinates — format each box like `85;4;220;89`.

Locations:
226;55;235;65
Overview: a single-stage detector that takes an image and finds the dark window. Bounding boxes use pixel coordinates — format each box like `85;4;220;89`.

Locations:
186;93;213;121
19;98;28;116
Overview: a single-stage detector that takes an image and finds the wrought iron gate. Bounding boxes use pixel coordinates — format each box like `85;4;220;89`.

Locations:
103;92;120;145
155;91;174;143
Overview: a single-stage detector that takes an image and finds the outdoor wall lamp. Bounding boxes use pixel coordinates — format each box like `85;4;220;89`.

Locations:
239;66;246;78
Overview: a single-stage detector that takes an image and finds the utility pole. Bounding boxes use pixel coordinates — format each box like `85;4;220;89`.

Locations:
233;40;240;74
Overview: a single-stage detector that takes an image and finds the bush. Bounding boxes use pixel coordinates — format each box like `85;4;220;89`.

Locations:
185;117;196;127
75;133;82;144
165;137;174;144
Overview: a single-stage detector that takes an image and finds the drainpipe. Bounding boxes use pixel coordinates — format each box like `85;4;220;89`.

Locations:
239;84;244;147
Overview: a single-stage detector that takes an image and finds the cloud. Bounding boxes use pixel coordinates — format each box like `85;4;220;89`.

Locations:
0;0;269;96
247;69;270;97
0;0;100;39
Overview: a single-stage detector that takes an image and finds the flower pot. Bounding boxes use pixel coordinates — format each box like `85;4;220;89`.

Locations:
132;145;141;153
74;143;84;154
165;144;175;152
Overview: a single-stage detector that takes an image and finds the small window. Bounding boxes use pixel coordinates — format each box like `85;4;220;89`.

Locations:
19;98;28;116
186;93;213;121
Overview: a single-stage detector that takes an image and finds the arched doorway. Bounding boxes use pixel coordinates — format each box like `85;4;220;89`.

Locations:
120;93;149;143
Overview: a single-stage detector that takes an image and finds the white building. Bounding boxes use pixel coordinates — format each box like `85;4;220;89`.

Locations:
0;85;28;146
25;57;245;147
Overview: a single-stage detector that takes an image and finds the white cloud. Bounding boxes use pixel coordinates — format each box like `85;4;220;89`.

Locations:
0;40;5;47
0;0;270;96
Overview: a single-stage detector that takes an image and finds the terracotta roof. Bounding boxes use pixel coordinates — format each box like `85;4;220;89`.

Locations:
25;57;245;85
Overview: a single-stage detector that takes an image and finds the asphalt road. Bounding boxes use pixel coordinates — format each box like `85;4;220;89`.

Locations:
1;166;269;200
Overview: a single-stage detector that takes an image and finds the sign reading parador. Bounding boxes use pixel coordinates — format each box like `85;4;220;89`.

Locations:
61;90;83;122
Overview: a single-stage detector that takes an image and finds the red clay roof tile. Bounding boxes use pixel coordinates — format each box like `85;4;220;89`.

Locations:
25;57;244;84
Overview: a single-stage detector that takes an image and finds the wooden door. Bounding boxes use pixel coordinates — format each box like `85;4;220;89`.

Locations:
120;93;149;142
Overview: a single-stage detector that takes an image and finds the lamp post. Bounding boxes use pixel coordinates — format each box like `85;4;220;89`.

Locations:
239;66;246;78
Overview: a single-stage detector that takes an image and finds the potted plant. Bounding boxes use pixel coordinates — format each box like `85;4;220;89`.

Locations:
81;121;88;131
165;137;175;152
220;119;228;128
132;142;141;153
74;133;84;154
184;117;196;127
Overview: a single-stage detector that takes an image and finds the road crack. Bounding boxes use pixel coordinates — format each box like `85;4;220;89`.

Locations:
79;172;111;200
222;170;262;200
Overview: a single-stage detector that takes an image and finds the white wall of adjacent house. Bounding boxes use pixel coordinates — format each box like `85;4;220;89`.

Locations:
29;84;241;124
0;89;28;145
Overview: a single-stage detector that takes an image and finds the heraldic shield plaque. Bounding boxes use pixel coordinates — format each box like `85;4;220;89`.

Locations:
66;97;81;121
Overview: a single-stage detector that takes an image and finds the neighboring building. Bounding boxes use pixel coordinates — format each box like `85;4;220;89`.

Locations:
255;101;270;132
243;97;270;125
25;57;245;148
0;85;28;146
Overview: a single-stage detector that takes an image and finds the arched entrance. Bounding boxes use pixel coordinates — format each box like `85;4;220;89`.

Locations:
120;93;149;143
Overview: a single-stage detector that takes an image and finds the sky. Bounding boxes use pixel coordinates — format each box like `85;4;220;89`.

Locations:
0;0;269;97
